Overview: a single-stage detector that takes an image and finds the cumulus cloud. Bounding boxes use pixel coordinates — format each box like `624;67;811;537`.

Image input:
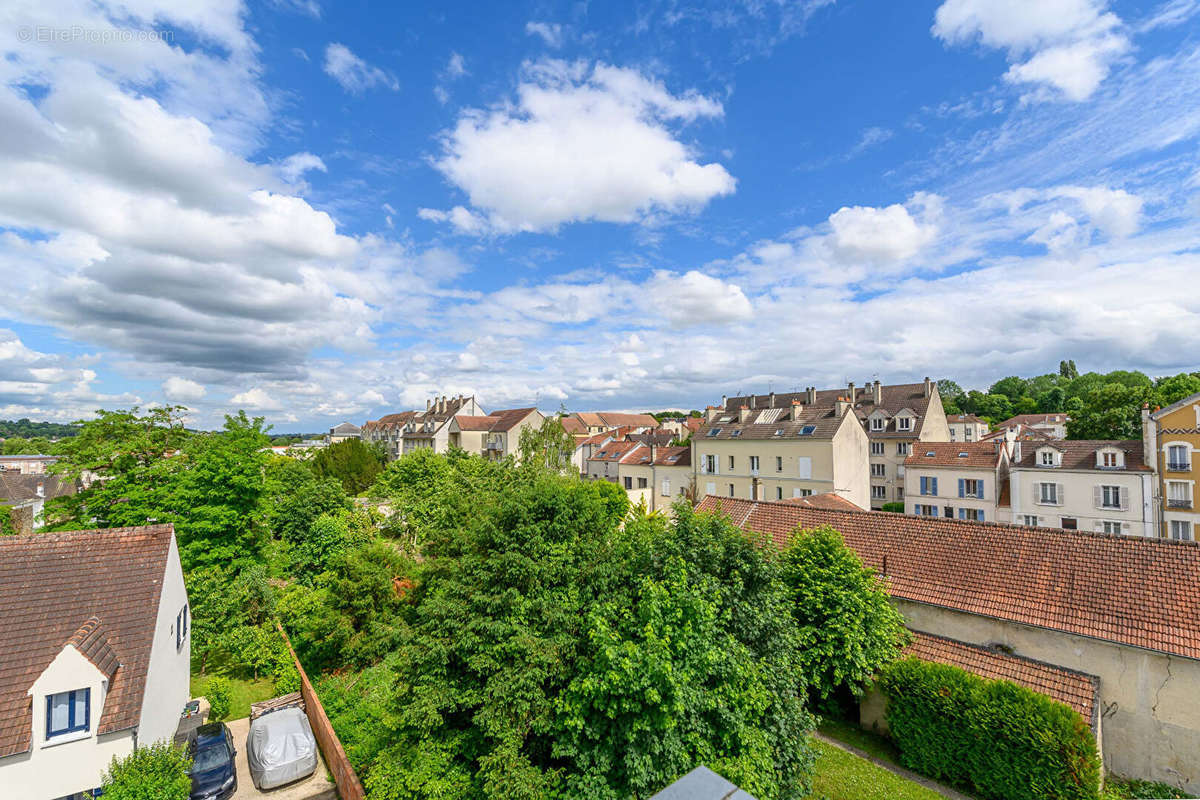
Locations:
932;0;1129;100
230;387;281;410
323;43;399;93
278;152;327;184
163;377;207;403
827;194;941;263
649;271;753;326
424;60;735;234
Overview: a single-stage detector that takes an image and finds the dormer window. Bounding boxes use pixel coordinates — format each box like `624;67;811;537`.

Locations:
46;688;89;740
1098;450;1122;469
1038;449;1057;467
897;417;913;431
870;418;884;432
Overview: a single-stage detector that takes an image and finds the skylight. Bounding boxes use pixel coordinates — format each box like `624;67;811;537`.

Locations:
958;452;968;458
926;451;936;457
774;429;784;436
798;425;816;436
707;428;720;437
730;430;742;437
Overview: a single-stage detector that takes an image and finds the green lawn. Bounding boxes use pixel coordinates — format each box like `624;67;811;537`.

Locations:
190;673;278;721
812;739;946;800
818;717;902;764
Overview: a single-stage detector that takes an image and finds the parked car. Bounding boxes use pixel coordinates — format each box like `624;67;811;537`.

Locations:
188;721;237;800
246;706;318;789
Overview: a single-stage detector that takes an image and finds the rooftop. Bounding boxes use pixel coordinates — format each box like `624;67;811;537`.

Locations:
904;441;1003;469
1011;439;1149;471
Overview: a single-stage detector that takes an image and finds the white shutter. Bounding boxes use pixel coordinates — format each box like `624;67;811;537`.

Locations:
797;457;812;479
793;488;802;498
1118;486;1128;511
706;482;715;496
1093;486;1103;509
1057;483;1065;506
662;479;670;496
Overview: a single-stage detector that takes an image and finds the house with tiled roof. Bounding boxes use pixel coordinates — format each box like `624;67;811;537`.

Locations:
1144;394;1200;541
616;444;693;515
362;394;486;460
325;420;361;444
694;495;1200;791
448;407;545;461
693;393;871;510
946;413;989;442
903;440;1008;523
0;472;77;533
995;412;1071;439
1006;439;1155;537
0;525;190;799
721;379;951;509
0;453;60;474
565;411;659;435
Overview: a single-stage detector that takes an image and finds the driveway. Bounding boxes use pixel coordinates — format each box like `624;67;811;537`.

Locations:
226;716;337;800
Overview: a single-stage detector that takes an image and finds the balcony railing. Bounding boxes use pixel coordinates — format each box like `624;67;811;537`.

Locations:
1168;498;1193;509
1167;461;1192;472
486;440;502;450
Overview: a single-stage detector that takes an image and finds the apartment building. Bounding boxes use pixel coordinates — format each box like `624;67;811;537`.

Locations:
362;394;486;459
617;444;693;515
584;440;639;483
693;396;870;510
1007;440;1155;537
1144;393;1200;541
995;413;1071;439
904;441;1007;522
946;414;989;442
723;379;950;509
448;407;545;461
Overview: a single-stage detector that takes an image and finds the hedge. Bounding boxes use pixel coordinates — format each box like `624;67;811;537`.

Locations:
877;657;1101;800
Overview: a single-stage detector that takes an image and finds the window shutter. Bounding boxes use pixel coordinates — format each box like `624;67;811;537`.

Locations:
931;477;938;496
1118;486;1127;510
1057;483;1065;506
978;482;984;500
798;457;812;479
706;482;715;496
958;478;965;498
919;477;926;494
958;507;966;520
1093;486;1102;509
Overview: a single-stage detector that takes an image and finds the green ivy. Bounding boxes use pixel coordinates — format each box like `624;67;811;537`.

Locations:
878;657;1101;800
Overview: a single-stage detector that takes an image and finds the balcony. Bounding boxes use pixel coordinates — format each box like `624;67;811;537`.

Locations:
486;440;502;450
1167;461;1192;472
1168;498;1193;509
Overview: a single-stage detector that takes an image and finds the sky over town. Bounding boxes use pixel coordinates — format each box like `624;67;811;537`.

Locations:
1;0;1199;430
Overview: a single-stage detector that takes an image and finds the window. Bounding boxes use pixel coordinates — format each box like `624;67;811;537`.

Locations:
797;457;812;479
1038;482;1060;505
897;416;913;431
728;456;735;471
623;477;632;490
958;508;983;521
870;417;884;431
1021;515;1039;527
775;487;783;500
637;477;648;489
798;425;816;436
706;428;720;437
46;689;89;739
1101;521;1122;535
1167;481;1193;509
728;483;735;497
896;442;910;455
661;479;670;496
1039;449;1056;467
896;486;904;499
919;476;938;496
1099;485;1121;508
749;456;760;473
944;506;954;518
704;454;718;474
914;504;936;516
1170;520;1194;541
176;604;189;650
1061;517;1077;530
871;486;886;499
795;488;813;498
730;430;742;438
959;479;983;499
1167;444;1191;471
776;456;783;472
1100;451;1119;468
870;463;886;478
870;442;884;456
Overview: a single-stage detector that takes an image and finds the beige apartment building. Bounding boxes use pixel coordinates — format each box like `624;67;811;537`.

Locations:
362;395;485;459
904;441;1008;523
722;379;950;509
1007;440;1155;537
448;407;545;462
617;444;693;515
946;414;989;442
692;397;870;510
1144;393;1200;541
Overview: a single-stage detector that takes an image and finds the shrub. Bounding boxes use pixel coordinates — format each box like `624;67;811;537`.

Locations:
880;502;905;513
205;676;232;722
878;657;1101;800
101;740;192;800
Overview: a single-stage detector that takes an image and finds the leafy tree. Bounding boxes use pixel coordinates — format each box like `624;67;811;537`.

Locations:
264;456;350;545
778;525;908;702
517;416;577;475
936;380;963;414
1152;373;1200;409
311;438;385;494
100;741;192;800
988;376;1029;401
205;676;232;721
1059;359;1079;379
0;418;80;439
1066;383;1148;440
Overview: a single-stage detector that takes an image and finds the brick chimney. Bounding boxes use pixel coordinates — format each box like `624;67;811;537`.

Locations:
791;399;804;421
873;380;883;405
836;396;851;418
739;405;751;423
848;381;855;403
706;405;721;423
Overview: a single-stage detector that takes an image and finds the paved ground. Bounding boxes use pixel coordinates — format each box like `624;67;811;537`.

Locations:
226;716;337;800
814;732;976;800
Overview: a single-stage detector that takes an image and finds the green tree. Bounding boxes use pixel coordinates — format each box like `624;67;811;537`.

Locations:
1059;359;1079;379
311;438;385;494
100;741;192;800
517;416;577;475
264;456;350;545
988;376;1029;401
205;676;232;721
1067;383;1148;440
778;525;909;702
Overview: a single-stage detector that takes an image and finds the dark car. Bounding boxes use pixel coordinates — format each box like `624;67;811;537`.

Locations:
188;721;238;800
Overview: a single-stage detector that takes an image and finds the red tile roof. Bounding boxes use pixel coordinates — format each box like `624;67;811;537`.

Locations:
778;492;862;511
905;441;1004;469
905;630;1099;727
694;496;1200;661
0;525;175;756
453;415;496;432
590;441;640;462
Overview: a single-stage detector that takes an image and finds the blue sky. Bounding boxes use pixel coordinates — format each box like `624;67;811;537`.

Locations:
1;0;1199;430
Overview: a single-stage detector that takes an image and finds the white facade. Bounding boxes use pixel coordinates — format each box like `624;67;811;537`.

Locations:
904;464;1001;522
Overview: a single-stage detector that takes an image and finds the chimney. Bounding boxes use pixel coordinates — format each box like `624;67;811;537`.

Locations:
923;377;933;398
1142;403;1156;471
739;405;751;423
426;398;431;412
36;481;44;498
848;381;855;403
836;396;851;418
769;392;776;408
721;394;727;410
706;405;721;423
750;395;757;409
873;380;882;406
807;386;817;404
441;395;447;413
650;444;657;464
791;399;804;420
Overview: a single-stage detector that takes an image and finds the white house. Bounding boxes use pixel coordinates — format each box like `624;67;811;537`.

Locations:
0;524;191;799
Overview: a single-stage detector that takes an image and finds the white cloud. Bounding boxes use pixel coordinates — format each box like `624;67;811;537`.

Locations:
649;270;753;326
932;0;1129;101
1050;185;1142;237
525;21;564;48
424;60;735;234
827;195;941;263
446;52;467;78
230;387;281;410
323;43;399;93
278;152;327;184
163;377;207;403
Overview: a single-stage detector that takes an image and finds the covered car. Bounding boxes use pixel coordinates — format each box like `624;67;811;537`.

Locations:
246;706;318;790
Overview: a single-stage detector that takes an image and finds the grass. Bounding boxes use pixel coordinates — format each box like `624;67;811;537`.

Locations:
818;717;902;764
190;673;277;721
811;739;946;800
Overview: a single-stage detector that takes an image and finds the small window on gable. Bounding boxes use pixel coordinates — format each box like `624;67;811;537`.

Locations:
46;689;89;739
958;451;968;458
1039;449;1057;467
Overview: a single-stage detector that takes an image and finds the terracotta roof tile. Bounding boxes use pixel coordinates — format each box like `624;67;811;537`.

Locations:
694;496;1200;661
905;630;1099;726
777;492;862;511
0;525;174;757
905;441;1003;469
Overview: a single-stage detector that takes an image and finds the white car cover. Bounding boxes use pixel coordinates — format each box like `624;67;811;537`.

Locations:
246;706;319;789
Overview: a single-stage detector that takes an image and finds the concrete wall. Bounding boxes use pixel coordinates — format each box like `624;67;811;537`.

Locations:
895;600;1200;792
1;646;135;799
137;533;191;746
